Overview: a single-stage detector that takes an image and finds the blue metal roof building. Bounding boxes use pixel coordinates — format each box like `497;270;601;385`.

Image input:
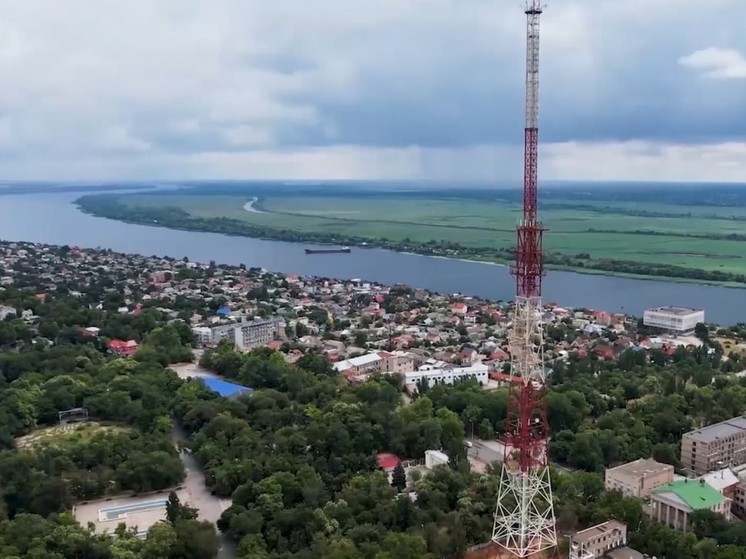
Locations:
199;377;253;398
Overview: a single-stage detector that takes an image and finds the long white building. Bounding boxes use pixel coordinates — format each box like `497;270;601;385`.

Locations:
405;363;488;389
643;306;704;333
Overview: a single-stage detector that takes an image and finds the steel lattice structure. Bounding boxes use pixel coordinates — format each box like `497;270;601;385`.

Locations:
492;1;557;557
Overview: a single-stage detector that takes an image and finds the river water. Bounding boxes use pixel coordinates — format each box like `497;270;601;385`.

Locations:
0;192;744;325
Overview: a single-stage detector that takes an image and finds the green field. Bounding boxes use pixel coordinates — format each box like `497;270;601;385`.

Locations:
121;192;746;276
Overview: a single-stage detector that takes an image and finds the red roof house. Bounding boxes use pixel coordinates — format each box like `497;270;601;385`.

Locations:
107;339;138;357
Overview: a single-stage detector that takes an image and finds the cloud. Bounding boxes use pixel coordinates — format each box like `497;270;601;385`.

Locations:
679;47;746;79
0;0;741;180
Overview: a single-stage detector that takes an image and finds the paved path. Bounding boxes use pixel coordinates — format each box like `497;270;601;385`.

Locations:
172;424;236;559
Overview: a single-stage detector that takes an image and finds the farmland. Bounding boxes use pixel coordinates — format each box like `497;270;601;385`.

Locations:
77;182;746;284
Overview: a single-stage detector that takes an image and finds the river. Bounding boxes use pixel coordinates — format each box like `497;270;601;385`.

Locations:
0;191;745;325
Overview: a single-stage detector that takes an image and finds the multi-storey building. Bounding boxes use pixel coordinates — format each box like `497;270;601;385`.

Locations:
334;351;416;378
569;520;627;559
681;414;746;475
604;458;674;499
650;479;730;532
192;318;281;351
642;306;704;333
235;319;281;351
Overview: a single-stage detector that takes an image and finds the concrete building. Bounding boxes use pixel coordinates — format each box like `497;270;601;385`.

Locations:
732;464;746;517
569;520;627;559
425;450;449;469
235;319;281;351
642;306;704;333
405;362;488;390
681;414;746;475
333;351;416;378
649;479;730;531
604;458;674;499
192;318;281;351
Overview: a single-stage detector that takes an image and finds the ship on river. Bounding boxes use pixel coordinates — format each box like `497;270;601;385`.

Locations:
305;246;351;255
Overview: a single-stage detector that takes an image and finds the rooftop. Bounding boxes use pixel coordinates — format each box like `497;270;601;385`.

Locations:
685;414;746;443
572;519;626;544
200;377;253;398
606;458;673;479
646;306;701;316
652;480;724;510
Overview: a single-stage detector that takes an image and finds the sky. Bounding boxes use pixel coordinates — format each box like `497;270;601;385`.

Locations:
0;0;744;183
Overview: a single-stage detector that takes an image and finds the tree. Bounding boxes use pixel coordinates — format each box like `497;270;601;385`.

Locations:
166;491;198;524
391;462;407;492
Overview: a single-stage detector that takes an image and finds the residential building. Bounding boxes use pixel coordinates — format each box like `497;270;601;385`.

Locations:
191;326;212;347
569;520;627;559
642;306;704;333
107;339;138;357
405;362;489;390
604;458;674;499
649;479;730;531
192;318;281;351
235;319;281;351
681;414;746;475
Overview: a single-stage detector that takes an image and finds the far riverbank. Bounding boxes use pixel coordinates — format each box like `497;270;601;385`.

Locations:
0;191;744;324
76;194;746;290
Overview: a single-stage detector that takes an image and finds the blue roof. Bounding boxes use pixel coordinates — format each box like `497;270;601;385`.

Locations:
216;307;231;316
200;377;253;397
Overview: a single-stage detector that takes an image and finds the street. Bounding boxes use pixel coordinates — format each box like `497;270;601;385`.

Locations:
466;438;575;476
172;424;236;559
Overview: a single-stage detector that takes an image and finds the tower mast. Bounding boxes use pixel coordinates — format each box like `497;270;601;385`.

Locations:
492;1;557;557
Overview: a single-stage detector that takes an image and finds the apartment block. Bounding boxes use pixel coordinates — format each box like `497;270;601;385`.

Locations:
681;414;746;475
192;318;281;351
569;520;627;559
604;458;674;499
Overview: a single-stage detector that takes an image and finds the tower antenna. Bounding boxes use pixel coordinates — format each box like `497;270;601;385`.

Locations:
492;0;557;557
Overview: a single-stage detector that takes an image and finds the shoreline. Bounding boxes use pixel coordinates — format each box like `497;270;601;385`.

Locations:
74;201;746;290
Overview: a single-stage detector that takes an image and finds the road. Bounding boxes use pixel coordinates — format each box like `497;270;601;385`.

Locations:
466;438;575;476
172;424;236;559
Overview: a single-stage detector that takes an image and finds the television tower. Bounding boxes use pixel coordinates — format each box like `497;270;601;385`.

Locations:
492;1;557;558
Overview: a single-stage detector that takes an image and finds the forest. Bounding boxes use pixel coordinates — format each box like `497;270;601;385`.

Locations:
2;259;746;558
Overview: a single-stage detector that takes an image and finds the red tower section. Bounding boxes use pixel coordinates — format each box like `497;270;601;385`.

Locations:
492;2;557;558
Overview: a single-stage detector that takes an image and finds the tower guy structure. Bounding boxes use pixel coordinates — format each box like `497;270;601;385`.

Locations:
492;1;557;558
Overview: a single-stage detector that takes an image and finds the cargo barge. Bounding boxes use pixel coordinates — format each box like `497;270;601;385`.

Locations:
305;247;351;255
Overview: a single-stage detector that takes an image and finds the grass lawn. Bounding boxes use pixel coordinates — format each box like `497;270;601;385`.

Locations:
15;421;132;450
121;193;746;275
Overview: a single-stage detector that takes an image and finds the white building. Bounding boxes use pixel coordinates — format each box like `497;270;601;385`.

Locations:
405;363;488;389
192;318;281;351
643;306;704;333
425;450;449;469
0;305;16;320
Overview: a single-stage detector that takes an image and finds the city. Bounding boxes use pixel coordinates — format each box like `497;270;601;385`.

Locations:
0;1;745;559
1;240;746;558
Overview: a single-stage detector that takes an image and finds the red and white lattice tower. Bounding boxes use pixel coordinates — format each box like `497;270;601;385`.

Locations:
492;1;557;558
